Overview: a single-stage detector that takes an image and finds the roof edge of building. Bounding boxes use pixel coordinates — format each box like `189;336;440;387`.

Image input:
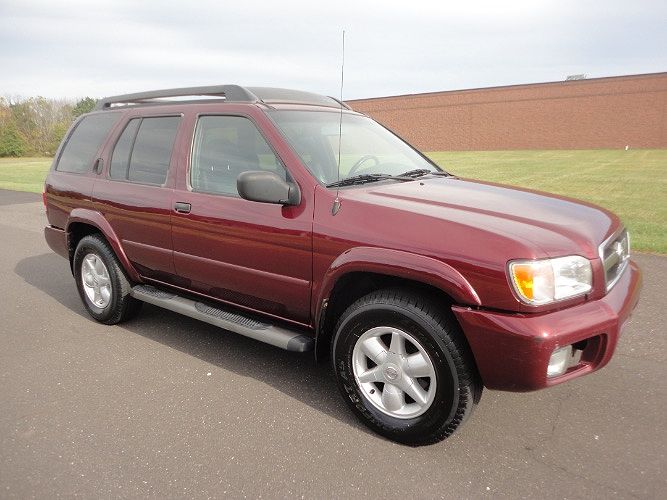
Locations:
346;71;667;103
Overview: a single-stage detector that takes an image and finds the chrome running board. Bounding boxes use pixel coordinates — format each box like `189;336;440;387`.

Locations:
130;285;313;352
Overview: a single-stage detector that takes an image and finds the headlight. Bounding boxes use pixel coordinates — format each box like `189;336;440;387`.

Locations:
508;255;592;305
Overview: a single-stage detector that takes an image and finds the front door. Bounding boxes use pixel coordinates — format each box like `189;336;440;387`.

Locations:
171;114;312;324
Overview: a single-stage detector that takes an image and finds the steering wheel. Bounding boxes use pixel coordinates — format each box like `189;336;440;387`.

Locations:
348;155;380;177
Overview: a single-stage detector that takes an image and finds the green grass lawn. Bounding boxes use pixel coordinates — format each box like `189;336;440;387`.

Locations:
0;157;51;193
1;150;665;253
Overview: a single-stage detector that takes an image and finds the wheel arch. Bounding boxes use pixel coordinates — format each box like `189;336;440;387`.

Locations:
314;247;481;362
66;208;141;282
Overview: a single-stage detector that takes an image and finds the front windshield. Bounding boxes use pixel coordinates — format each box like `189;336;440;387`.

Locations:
270;110;441;186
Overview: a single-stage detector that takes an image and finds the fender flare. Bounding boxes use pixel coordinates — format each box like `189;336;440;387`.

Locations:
66;208;142;282
314;246;481;329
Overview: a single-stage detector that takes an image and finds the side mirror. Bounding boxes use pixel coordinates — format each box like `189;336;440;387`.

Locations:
237;171;300;206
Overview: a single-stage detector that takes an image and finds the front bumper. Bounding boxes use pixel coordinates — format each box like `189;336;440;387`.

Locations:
453;260;642;391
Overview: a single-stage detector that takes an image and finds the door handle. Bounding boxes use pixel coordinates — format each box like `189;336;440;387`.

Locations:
93;158;104;174
174;202;191;214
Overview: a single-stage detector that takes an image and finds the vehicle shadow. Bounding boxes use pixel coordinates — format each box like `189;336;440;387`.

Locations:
14;252;368;434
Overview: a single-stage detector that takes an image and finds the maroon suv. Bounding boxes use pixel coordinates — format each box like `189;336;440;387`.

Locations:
44;85;641;445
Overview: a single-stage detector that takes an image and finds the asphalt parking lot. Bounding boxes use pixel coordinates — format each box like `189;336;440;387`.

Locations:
0;189;665;499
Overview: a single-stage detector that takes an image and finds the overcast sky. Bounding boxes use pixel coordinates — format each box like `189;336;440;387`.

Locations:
0;0;665;101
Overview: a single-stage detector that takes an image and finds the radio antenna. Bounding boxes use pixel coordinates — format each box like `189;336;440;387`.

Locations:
332;29;345;216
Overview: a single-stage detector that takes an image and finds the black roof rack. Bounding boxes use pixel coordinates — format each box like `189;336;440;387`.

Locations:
95;85;351;110
94;85;256;110
247;87;351;109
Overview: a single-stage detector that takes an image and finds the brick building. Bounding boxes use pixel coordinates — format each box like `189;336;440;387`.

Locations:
347;72;667;151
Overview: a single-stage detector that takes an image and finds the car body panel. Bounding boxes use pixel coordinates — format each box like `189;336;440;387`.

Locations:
171;190;313;322
66;207;142;282
314;244;482;326
312;178;618;314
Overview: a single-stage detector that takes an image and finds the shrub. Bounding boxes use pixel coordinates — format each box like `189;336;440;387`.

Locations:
0;123;27;157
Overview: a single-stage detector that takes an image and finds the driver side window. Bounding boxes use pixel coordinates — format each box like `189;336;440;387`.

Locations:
190;115;287;196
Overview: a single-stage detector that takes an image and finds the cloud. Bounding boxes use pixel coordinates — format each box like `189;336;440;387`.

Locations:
0;0;665;99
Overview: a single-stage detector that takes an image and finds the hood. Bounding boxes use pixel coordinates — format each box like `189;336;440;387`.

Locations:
343;176;619;259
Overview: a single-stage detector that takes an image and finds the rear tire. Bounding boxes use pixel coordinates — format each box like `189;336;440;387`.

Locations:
332;288;481;446
73;235;142;325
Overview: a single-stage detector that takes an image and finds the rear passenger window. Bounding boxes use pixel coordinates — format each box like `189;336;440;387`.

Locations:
109;116;180;185
56;113;120;173
190;115;286;196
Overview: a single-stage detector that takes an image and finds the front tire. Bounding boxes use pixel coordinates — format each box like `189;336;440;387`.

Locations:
73;235;142;325
332;288;481;446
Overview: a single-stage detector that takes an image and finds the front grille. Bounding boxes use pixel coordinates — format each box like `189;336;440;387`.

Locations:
599;228;630;291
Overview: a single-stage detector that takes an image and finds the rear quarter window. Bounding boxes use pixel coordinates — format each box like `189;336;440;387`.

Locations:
55;113;120;173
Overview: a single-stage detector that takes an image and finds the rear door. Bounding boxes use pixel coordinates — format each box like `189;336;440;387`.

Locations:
93;113;182;281
171;112;313;324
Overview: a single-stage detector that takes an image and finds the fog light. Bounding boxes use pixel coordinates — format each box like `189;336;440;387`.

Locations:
547;345;573;378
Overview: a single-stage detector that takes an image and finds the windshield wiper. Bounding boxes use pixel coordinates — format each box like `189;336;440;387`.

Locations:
325;170;449;188
397;168;451;178
325;173;411;188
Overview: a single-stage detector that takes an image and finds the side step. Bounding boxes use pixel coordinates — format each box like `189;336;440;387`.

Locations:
130;285;314;352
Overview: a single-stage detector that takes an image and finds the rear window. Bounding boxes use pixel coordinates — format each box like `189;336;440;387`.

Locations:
56;113;120;173
109;116;180;185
